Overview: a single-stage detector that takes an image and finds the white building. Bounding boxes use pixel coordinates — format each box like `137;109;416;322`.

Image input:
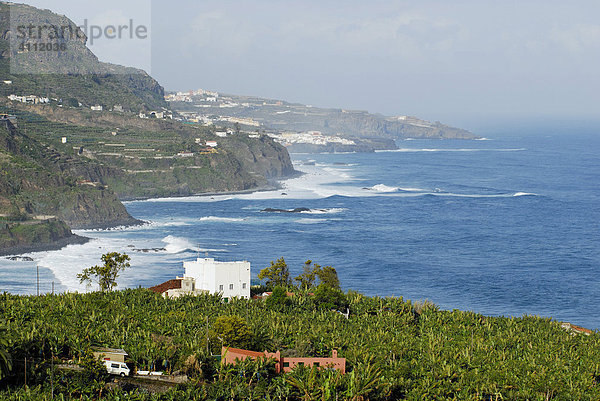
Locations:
206;141;218;148
91;105;103;111
183;257;250;299
8;94;49;104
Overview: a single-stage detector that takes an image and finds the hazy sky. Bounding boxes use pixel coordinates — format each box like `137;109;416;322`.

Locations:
18;1;600;128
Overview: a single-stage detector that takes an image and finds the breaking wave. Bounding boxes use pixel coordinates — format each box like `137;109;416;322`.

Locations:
162;235;197;254
198;216;246;222
368;184;399;193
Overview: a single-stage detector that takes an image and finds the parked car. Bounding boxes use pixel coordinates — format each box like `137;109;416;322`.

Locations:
103;360;130;376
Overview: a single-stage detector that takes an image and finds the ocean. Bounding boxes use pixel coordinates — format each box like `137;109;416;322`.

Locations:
1;128;599;329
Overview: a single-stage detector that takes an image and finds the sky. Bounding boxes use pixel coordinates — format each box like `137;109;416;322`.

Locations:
16;0;600;129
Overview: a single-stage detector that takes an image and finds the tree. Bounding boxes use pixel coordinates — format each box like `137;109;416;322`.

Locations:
77;252;131;292
265;286;292;311
0;323;11;380
213;315;253;349
295;260;340;290
313;284;348;311
258;257;292;289
316;265;340;290
295;260;317;290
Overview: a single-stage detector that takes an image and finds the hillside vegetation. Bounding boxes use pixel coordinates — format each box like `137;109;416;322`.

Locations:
0;118;137;227
0;289;599;400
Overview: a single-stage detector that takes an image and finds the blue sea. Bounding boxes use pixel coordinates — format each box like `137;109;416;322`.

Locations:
2;127;599;329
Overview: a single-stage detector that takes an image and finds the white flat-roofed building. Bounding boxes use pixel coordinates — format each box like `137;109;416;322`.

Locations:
183;257;250;299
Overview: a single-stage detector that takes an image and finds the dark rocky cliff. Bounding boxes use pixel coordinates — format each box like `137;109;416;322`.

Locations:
0;2;166;111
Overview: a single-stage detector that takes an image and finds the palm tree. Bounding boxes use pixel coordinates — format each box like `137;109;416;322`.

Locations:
0;322;12;380
344;357;383;401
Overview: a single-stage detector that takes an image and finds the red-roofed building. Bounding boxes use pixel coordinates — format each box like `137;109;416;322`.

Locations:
221;346;346;374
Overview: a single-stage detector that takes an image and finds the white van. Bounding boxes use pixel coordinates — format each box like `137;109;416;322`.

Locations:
103;360;130;376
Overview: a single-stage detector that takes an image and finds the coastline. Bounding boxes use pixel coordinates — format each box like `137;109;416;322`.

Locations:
0;232;89;257
120;171;304;203
0;172;303;256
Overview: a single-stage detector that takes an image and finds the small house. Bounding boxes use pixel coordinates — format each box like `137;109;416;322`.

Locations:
222;347;346;374
93;347;128;363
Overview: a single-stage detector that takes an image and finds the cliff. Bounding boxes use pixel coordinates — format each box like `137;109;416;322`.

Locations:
0;218;87;256
0;2;166;111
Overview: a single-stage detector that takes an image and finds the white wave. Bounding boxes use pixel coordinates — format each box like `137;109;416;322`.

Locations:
9;235;186;293
376;148;525;153
198;216;246;222
406;191;537;198
299;208;347;214
397;187;427;192
476;137;492;141
80;220;190;233
295;218;328;224
131;195;234;204
162;235;196;254
368;184;399;193
162;221;192;226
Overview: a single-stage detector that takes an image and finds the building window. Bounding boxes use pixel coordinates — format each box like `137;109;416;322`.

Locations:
229;284;234;290
283;362;290;368
219;285;223;291
242;283;247;289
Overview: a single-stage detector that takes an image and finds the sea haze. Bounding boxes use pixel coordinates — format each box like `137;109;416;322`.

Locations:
1;131;599;329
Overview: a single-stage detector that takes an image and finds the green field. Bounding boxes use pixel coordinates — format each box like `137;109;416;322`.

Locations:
1;288;599;400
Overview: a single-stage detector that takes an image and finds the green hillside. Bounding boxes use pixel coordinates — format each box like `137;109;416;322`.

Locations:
0;118;134;226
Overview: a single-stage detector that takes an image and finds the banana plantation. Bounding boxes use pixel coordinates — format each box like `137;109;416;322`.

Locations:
1;288;600;400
